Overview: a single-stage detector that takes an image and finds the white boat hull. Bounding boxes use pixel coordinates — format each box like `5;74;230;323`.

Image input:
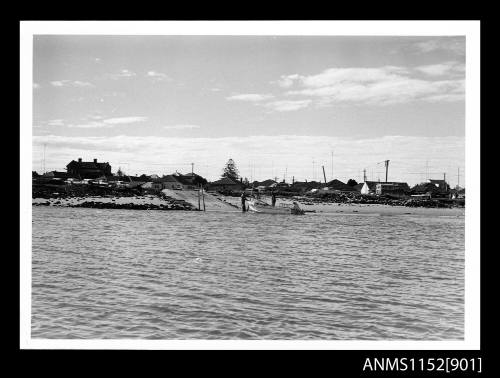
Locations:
247;201;292;214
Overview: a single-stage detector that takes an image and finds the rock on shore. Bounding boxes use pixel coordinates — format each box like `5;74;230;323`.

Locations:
32;194;195;211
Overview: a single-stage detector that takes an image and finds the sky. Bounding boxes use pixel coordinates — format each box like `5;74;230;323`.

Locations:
32;35;465;186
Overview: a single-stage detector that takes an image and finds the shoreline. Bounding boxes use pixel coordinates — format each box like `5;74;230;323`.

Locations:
32;194;465;216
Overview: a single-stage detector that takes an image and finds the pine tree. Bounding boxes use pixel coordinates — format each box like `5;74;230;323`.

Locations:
222;159;239;180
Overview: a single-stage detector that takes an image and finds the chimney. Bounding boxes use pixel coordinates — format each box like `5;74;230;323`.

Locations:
93;158;97;163
78;158;82;163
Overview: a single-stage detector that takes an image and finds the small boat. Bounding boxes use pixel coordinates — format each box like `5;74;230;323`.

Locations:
247;199;304;215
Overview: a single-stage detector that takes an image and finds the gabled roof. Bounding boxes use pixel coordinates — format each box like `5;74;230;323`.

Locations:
252;179;277;187
160;175;180;183
172;172;207;186
326;179;356;191
378;181;410;188
353;183;364;192
211;177;241;185
362;181;379;190
412;182;441;193
291;180;322;187
67;160;110;170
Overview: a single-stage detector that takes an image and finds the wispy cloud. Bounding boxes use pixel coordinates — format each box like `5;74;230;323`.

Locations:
67;116;148;129
264;99;312;112
415;61;464;76
226;93;274;102
50;80;94;88
163;124;200;130
108;69;137;79
146;71;171;82
279;65;464;106
274;74;301;88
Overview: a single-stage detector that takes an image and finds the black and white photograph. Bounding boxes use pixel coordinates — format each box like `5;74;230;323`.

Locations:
20;21;480;349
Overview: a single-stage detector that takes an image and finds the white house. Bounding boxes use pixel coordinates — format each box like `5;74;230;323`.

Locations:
360;181;378;195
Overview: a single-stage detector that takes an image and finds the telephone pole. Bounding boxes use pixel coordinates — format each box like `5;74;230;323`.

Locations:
363;168;367;182
384;160;390;182
331;150;334;181
43;143;46;174
191;162;194;175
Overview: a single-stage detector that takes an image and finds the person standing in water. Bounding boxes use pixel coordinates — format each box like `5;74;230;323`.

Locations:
241;192;247;212
271;191;277;207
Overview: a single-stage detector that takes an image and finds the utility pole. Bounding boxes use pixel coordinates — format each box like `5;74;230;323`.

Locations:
322;165;327;184
43;143;46;174
363;168;367;182
191;162;194;175
384;160;390;182
331;150;334;181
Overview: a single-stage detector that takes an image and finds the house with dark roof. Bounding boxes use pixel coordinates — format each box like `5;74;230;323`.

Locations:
428;179;450;193
411;181;448;198
324;179;357;192
376;182;410;197
353;183;364;192
160;175;183;190
173;172;208;189
289;181;323;193
66;158;112;179
207;177;244;192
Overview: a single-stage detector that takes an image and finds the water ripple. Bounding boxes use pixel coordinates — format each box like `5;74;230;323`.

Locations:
31;207;464;340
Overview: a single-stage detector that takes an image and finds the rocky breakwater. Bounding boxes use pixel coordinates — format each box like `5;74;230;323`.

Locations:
300;192;463;208
32;193;196;211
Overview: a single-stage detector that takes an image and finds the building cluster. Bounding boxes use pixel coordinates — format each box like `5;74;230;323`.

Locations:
32;157;465;199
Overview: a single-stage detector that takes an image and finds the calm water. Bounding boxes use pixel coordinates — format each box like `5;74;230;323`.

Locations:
31;207;464;340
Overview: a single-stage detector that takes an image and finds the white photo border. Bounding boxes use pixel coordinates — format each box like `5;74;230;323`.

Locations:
20;20;480;350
